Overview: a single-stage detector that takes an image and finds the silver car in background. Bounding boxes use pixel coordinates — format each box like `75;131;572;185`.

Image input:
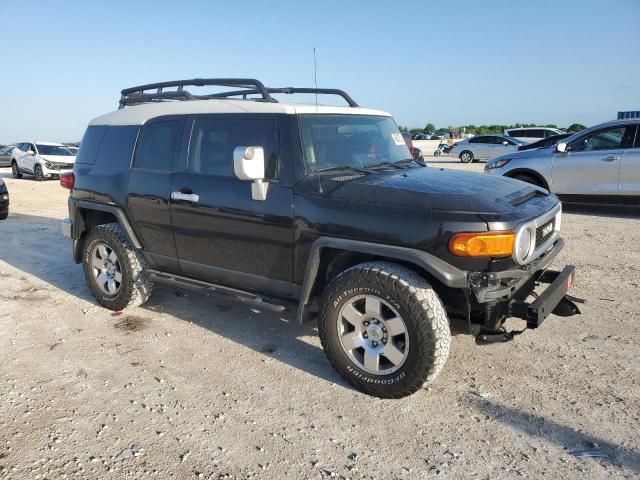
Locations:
449;134;524;163
504;127;566;144
485;119;640;203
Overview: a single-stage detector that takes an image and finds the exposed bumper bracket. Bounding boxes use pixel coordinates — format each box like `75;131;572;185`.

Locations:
510;265;580;329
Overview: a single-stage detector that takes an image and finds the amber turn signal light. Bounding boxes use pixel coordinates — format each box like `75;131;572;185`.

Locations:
449;231;515;257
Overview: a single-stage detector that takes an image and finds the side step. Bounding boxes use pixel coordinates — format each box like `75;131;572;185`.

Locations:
147;269;288;313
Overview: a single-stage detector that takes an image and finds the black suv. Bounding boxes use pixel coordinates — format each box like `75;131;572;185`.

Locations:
61;78;580;398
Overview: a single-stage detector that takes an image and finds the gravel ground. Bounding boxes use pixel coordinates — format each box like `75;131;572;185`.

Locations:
1;159;639;479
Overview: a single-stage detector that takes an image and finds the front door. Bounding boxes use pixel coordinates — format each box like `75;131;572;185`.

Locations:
551;124;636;195
619;124;640;196
170;115;295;297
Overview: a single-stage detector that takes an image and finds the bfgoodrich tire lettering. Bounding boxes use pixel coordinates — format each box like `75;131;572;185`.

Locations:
318;261;451;398
82;223;153;311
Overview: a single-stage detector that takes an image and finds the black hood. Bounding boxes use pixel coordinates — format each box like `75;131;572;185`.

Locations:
316;167;556;217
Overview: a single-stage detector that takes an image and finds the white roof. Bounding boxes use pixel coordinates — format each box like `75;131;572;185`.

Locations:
89;99;391;126
34;141;66;146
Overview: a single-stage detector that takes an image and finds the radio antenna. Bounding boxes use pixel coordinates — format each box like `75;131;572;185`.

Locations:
313;47;318;108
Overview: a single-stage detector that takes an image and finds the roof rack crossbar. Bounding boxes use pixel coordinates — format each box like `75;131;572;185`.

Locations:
119;78;275;109
208;87;359;107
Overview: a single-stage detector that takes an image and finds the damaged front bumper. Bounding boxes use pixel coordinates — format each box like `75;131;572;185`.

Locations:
468;238;581;336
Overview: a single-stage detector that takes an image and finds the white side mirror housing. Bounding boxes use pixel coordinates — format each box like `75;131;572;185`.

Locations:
502;141;509;145
233;146;268;201
556;142;567;153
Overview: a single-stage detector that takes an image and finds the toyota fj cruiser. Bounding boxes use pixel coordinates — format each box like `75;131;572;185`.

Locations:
61;78;580;398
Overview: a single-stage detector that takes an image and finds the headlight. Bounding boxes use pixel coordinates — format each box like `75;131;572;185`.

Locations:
485;158;511;170
44;161;54;169
514;226;535;264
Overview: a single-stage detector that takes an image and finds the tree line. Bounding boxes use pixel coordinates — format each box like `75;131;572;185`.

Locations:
400;123;587;135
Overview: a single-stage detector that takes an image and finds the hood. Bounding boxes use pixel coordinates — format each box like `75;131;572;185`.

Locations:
40;155;76;163
317;167;555;216
493;144;555;162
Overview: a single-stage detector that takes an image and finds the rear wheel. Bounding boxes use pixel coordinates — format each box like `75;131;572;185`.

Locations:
459;151;474;163
34;165;45;181
83;223;154;311
0;209;7;220
511;173;544;188
11;161;22;179
318;261;451;398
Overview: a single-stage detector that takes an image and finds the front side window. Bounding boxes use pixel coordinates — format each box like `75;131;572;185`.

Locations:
36;144;72;156
186;118;278;178
134;120;182;171
569;126;632;152
299;115;410;171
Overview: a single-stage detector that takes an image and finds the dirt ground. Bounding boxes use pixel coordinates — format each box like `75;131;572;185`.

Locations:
1;158;639;479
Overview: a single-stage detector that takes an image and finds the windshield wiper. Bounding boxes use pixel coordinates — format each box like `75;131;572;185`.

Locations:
314;165;371;174
365;161;405;170
393;158;424;167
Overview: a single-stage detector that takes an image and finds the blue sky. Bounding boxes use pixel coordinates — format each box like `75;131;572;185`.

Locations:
0;0;638;143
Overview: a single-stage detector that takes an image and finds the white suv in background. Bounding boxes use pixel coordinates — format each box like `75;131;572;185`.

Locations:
504;127;566;144
11;141;76;181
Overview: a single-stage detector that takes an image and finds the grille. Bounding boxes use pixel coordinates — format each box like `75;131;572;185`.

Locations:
535;218;555;248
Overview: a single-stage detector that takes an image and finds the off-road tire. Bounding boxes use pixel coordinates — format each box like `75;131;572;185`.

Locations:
11;161;22;179
459;151;474;163
511;173;544;188
82;223;153;311
34;165;45;181
318;261;451;398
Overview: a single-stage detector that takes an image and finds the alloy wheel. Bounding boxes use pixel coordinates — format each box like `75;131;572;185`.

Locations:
91;243;123;296
337;294;409;375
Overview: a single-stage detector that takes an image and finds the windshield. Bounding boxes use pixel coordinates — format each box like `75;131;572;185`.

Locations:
299;115;411;172
36;144;73;156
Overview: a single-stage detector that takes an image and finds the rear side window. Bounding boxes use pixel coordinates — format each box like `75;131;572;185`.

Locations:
469;136;486;144
94;126;139;169
508;130;523;137
76;126;108;165
134;120;182;171
185;118;277;178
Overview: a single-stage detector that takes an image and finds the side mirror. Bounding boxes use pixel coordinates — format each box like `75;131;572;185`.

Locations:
502;141;509;145
233;146;268;201
556;142;567;153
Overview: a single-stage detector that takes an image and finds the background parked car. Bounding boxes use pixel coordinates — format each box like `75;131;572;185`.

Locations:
411;132;432;140
0;146;14;167
0;178;8;220
485;119;640;203
449;134;524;163
11;141;76;181
518;133;572;151
504;127;566;143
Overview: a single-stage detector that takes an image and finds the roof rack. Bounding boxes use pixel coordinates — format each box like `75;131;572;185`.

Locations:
208;87;359;107
118;78;359;109
119;78;275;109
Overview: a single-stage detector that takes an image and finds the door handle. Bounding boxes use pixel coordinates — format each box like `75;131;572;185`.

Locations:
171;191;199;203
600;156;617;162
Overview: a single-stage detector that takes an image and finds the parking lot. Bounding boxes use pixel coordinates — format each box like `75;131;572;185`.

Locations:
0;159;639;479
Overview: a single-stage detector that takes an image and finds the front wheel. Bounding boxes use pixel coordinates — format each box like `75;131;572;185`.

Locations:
318;262;451;398
82;223;154;311
11;161;22;179
459;151;474;163
34;164;45;181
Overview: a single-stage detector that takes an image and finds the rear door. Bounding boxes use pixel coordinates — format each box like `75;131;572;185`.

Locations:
551;124;635;195
127;118;183;272
169;114;295;296
468;136;489;159
619;124;640;196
